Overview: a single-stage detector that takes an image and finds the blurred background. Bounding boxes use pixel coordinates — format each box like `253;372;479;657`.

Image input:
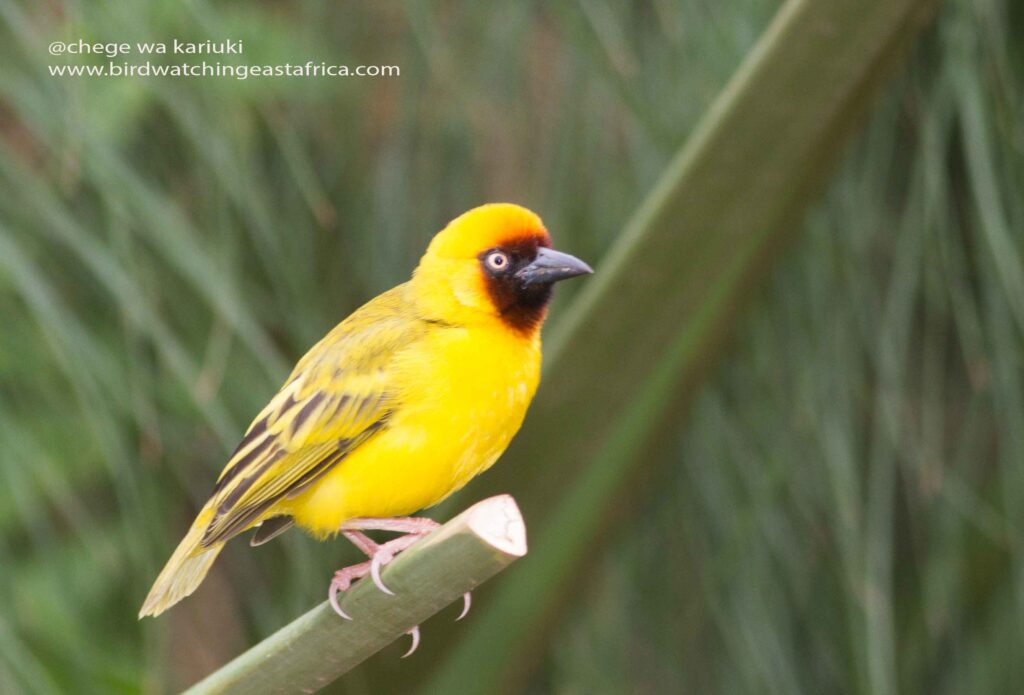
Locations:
1;0;1023;692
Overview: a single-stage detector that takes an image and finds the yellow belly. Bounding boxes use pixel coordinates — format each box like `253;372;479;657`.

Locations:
285;323;540;536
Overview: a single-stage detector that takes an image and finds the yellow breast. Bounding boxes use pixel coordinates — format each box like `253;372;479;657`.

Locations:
286;322;540;536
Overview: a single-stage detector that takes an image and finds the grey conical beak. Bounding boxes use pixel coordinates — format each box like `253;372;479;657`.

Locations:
515;247;594;287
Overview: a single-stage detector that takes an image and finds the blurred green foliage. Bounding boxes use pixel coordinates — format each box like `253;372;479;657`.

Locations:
0;0;1021;693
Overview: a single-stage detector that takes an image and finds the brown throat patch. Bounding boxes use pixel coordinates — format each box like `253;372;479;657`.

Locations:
481;233;553;336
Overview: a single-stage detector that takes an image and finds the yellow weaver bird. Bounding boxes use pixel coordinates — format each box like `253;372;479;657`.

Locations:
139;203;592;643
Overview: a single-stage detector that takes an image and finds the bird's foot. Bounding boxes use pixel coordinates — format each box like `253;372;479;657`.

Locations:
340;525;473;619
456;590;472;621
328;560;372;620
339;517;443;596
329;516;474;654
327;562;423;657
397;593;468;658
403;625;420;658
366;533;422;595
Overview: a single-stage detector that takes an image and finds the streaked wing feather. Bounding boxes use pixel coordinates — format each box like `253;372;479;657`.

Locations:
250;516;295;547
200;286;424;546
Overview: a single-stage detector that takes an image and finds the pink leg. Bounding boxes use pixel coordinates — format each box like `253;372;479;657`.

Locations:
342;530;379;557
331;515;472;654
340;516;441;534
339;518;442;595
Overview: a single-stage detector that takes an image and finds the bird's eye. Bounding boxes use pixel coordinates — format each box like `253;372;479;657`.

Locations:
484;251;509;272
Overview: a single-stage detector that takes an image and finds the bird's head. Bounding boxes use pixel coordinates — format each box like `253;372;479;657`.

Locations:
414;203;593;335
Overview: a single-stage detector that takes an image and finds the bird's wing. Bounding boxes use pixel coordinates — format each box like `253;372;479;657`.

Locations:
200;285;425;547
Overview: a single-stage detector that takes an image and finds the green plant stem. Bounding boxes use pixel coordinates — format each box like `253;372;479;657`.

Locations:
184;495;527;695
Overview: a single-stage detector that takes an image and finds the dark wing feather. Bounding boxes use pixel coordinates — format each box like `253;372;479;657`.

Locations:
250;516;295;547
200;285;426;547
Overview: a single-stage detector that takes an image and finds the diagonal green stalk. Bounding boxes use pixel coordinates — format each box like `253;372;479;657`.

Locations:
184;495;526;694
419;0;939;691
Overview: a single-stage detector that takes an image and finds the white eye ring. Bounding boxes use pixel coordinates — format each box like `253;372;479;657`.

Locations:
485;251;509;271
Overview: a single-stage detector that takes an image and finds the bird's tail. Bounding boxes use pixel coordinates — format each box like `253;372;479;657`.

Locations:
138;507;224;618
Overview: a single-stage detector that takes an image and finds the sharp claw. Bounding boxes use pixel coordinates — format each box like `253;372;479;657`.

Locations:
371;555;395;596
329;581;352;620
455;592;472;621
401;626;420;658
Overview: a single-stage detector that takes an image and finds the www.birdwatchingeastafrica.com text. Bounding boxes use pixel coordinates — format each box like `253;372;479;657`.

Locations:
48;61;400;79
45;38;399;79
